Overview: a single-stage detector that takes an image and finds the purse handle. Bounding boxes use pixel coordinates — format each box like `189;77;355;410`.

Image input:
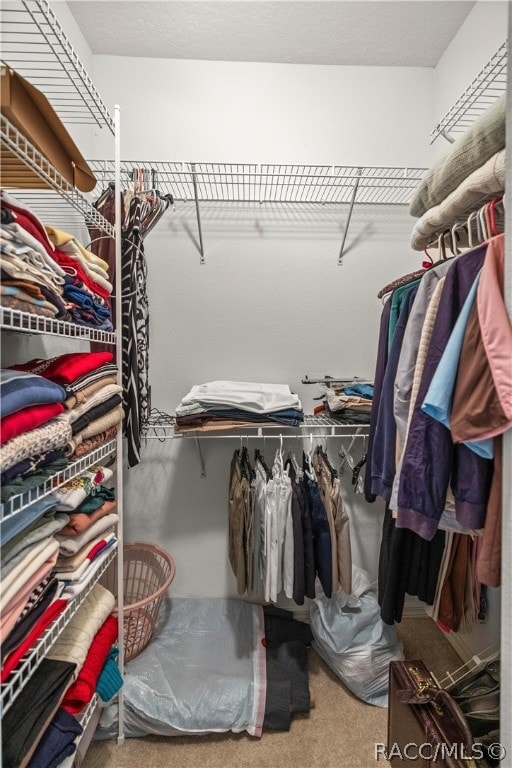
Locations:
396;684;474;749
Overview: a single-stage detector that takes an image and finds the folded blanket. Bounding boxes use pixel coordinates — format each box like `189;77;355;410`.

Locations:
56;513;118;555
410;95;506;218
62;614;118;714
12;352;114;389
56;536;116;582
0;369;66;418
0;414;72;471
411;150;506;250
46;583;115;676
55;465;113;511
0;401;64;445
58;499;117;537
61;364;118;399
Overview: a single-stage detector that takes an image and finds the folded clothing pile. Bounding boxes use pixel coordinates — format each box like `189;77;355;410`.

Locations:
10;351;123;461
319;382;373;424
409;95;506;250
1;583;121;768
175;380;303;432
1;191;113;330
53;468;118;591
1;475;117;683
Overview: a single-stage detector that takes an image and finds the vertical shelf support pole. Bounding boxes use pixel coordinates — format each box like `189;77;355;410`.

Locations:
190;163;205;264
338;168;362;265
114;103;125;746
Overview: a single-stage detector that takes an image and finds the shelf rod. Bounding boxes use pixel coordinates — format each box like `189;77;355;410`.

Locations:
190;163;205;264
338;168;362;265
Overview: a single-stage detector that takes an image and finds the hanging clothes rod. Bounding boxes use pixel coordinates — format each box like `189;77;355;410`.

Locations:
143;431;368;440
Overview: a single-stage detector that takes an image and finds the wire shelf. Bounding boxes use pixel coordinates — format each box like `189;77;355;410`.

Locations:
0;306;116;344
1;0;114;131
142;411;370;440
0;545;117;714
76;692;99;730
430;40;507;143
0;439;117;523
88;161;426;205
1;115;114;236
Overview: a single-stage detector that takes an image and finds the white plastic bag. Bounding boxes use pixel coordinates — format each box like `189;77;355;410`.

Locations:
310;566;403;707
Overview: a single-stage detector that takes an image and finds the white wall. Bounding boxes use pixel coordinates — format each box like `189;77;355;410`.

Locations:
87;55;433;600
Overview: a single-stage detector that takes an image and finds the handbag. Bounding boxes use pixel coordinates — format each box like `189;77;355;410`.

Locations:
388;660;479;767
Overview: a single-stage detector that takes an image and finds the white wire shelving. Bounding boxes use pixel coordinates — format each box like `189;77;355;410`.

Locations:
1;0;114;131
0;307;116;344
143;411;369;478
1;115;114;237
0;439;116;523
430;40;507;144
89;161;426;264
143;411;370;440
1;545;117;714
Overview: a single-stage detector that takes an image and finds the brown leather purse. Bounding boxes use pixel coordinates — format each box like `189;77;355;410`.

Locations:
388;660;479;767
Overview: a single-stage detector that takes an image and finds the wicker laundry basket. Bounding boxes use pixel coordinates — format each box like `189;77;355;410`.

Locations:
111;543;176;662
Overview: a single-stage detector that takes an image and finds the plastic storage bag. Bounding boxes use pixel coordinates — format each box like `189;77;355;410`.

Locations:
310;566;403;707
97;597;266;738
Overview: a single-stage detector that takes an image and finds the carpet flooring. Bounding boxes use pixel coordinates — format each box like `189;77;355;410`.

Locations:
83;617;462;768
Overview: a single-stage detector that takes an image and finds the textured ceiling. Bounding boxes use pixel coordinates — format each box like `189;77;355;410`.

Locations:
67;1;475;67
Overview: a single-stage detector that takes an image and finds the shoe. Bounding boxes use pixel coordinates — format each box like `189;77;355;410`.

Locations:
448;661;500;702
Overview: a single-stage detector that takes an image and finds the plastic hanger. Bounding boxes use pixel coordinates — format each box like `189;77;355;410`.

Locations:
255;448;271;481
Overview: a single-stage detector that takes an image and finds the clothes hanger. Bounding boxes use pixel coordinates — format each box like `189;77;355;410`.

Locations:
255;448;271;481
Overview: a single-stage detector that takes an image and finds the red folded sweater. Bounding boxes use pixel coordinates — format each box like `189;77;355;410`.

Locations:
12;352;114;386
1;401;64;445
61;614;118;714
1;599;67;682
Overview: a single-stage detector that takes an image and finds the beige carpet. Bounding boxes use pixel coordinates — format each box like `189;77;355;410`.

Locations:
83;617;461;768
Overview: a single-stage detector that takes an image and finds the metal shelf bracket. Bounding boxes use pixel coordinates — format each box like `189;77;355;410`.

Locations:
338;168;362;265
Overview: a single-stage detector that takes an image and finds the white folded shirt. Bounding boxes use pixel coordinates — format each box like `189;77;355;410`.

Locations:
178;381;301;414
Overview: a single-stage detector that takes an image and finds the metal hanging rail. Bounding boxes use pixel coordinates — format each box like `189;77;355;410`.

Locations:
430;40;507;144
88;161;426;264
1;0;114;131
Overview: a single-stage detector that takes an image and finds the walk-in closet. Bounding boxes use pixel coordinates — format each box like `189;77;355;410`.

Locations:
0;2;510;767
